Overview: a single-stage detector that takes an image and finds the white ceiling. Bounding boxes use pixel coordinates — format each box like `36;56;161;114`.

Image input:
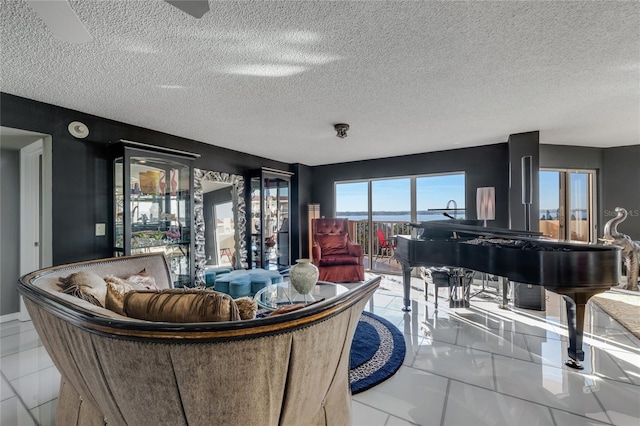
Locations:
1;1;638;166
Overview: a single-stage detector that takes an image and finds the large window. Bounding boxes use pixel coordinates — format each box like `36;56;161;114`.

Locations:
539;169;595;242
416;174;466;221
335;181;368;221
372;178;411;222
335;172;465;272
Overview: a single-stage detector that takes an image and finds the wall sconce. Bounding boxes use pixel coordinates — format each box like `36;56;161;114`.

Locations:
308;204;321;257
334;123;349;138
476;187;495;227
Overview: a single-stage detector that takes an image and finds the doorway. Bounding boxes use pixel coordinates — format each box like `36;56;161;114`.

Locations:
539;169;596;242
213;201;234;267
0;127;52;322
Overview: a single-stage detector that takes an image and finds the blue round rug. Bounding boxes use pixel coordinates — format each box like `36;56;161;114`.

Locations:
349;311;406;394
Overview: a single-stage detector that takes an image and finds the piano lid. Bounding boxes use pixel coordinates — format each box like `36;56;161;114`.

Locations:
410;219;544;240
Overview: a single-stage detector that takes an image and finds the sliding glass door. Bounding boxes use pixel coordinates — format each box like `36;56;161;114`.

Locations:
416;174;466;221
335;181;369;262
539;169;595;242
336;173;465;273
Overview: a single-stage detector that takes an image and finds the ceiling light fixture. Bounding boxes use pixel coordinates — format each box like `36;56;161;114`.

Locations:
334;123;349;138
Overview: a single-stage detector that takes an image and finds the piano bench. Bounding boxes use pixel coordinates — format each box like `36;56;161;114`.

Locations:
420;267;452;309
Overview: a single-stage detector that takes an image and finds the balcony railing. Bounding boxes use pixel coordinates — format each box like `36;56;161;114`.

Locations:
346;220;411;273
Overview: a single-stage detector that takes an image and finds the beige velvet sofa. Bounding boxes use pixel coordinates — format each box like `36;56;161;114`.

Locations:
18;254;380;426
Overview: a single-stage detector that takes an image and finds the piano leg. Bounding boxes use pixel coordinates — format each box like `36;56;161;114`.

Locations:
402;263;412;312
560;290;602;370
499;277;509;309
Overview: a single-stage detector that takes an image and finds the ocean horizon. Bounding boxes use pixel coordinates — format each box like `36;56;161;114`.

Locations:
338;212;459;222
337;209;587;222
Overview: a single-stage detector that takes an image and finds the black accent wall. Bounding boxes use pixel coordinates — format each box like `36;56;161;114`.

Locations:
1;93;292;266
310;143;511;229
508;131;540;232
602;145;640;240
292;163;313;258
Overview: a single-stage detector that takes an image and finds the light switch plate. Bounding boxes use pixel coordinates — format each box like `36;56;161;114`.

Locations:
95;223;106;236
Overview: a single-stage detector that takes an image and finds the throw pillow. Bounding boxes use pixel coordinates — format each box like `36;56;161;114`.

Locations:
123;289;241;322
103;276;149;316
234;296;258;320
124;269;158;290
57;271;107;307
316;233;348;256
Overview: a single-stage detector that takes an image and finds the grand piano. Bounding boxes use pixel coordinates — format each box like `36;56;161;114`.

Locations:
394;220;621;369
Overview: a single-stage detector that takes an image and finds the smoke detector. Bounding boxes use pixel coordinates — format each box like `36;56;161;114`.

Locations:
68;121;89;139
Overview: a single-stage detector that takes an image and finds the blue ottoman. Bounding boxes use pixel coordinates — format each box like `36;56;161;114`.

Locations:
204;267;233;287
214;271;242;294
262;270;284;284
249;275;272;295
214;279;230;294
229;276;251;298
214;269;285;297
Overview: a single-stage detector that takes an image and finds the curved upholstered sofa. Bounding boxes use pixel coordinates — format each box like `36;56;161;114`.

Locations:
18;254;380;426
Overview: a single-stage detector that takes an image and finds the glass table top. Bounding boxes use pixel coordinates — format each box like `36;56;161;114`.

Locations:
254;281;349;311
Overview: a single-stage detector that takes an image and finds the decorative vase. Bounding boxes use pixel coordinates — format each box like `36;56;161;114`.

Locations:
289;259;319;295
170;169;178;196
159;171;166;195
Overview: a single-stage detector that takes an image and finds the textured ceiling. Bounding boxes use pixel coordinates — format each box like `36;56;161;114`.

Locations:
1;1;639;166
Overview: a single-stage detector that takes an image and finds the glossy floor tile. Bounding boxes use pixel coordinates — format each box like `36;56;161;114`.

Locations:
1;277;639;426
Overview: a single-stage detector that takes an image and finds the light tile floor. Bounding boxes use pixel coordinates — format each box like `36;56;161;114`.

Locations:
1;278;639;426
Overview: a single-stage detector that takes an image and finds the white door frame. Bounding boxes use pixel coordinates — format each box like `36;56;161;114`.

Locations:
18;137;53;321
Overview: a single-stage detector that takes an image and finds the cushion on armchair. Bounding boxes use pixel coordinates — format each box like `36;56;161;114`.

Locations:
316;233;348;255
318;255;360;266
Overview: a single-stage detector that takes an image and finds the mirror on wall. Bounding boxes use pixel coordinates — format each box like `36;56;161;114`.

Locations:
193;169;247;286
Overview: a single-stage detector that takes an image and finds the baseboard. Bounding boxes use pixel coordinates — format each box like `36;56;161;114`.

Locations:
0;312;20;324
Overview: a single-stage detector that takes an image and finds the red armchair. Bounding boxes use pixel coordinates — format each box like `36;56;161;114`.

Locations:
311;218;365;283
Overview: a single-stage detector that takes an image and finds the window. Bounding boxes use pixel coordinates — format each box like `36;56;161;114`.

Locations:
335;172;465;272
372;178;411;222
335;181;368;221
416;174;466;221
539;169;595;242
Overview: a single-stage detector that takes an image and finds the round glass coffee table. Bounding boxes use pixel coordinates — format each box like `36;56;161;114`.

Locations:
254;281;349;311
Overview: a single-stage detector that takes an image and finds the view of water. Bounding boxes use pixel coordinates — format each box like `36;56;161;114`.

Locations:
338;210;588;222
337;212;461;222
